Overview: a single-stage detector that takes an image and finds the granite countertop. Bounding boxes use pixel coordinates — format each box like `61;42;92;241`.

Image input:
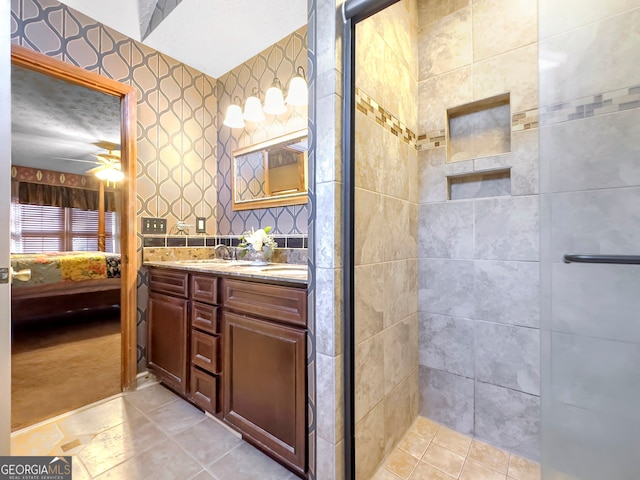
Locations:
143;259;308;286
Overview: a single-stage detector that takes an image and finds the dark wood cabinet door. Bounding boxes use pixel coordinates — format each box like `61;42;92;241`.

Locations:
223;311;306;475
147;292;189;395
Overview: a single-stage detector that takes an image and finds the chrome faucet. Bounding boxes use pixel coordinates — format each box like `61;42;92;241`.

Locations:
214;244;236;260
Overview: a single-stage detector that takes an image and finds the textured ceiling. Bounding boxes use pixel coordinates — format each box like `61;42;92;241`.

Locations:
58;0;308;79
11;65;121;175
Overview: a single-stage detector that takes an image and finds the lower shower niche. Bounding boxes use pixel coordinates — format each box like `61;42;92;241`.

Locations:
448;169;511;200
447;93;511;163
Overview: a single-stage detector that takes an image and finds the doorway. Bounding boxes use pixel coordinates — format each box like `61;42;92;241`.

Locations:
9;45;137;430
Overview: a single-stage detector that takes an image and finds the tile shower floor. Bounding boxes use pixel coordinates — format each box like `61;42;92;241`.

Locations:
10;383;297;480
373;417;541;480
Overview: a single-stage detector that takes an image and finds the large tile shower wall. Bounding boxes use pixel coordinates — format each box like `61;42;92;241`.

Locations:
354;2;419;479
216;27;308;235
10;0;218;370
417;0;540;461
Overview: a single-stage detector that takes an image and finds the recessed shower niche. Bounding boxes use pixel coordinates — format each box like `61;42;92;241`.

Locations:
447;93;511;163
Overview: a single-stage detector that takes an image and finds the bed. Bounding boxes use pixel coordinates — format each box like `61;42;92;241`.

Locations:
11;251;121;322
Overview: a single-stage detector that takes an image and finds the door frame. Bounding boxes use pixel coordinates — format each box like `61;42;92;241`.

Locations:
11;44;138;391
340;0;402;478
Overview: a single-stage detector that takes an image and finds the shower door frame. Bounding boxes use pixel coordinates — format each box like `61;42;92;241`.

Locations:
340;1;401;478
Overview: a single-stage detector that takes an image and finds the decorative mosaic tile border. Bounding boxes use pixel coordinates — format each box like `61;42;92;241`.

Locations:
362;85;640;153
142;234;308;249
355;88;418;148
512;109;539;132
416;130;446;150
540;84;640;126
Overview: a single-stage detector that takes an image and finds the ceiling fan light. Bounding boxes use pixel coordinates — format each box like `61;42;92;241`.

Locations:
243;95;265;122
108;168;125;182
263;78;287;116
223;102;245;129
95;166;124;182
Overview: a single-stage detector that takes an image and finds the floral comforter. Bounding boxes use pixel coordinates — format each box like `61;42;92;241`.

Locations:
10;251;121;287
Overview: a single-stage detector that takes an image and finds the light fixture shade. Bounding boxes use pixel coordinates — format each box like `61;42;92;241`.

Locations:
243;95;265;122
263;80;287;116
95;167;124;182
286;75;308;106
223;104;245;128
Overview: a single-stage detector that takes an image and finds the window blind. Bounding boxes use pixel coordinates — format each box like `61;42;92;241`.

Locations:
13;204;117;253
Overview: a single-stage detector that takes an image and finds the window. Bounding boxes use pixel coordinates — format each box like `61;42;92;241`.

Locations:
12;204;118;253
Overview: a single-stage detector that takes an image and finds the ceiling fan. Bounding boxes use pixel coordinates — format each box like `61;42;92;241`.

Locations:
54;141;124;183
86;147;123;182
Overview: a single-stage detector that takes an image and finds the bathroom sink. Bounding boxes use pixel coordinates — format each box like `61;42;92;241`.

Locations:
258;265;307;275
174;259;228;264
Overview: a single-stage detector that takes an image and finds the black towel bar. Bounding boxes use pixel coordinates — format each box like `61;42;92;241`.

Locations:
563;254;640;265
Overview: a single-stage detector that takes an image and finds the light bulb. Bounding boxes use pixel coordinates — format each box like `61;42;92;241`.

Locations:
95;167;124;182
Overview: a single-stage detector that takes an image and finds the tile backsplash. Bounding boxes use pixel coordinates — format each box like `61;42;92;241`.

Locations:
142;234;308;265
143;234;308;249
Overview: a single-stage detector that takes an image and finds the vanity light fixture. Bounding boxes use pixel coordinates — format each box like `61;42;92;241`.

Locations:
223;96;246;128
263;78;287;116
243;88;265;122
286;66;308;106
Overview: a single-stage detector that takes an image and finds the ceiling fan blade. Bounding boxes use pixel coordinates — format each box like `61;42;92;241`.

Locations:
53;157;101;165
91;153;121;165
93;140;120;152
86;164;108;174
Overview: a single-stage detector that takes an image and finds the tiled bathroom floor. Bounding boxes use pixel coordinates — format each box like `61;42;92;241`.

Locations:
373;417;541;480
11;383;297;480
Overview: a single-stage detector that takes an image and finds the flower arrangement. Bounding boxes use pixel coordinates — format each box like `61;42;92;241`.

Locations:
238;226;277;264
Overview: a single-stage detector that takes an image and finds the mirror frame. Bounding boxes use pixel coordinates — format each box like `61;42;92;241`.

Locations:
231;129;308;211
11;45;138;391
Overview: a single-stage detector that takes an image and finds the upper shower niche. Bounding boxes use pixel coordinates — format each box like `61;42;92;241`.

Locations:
447;93;511;163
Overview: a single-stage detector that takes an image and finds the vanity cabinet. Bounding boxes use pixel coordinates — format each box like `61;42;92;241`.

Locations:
222;279;307;476
147;269;189;395
147;266;308;477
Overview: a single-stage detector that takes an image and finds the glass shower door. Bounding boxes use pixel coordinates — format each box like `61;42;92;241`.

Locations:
539;2;640;479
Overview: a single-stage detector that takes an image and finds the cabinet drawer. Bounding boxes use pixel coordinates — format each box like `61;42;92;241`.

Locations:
190;367;218;413
191;274;218;304
221;279;307;328
191;329;220;374
149;268;189;297
191;302;219;334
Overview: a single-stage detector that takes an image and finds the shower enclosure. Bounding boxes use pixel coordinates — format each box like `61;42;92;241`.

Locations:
343;0;640;478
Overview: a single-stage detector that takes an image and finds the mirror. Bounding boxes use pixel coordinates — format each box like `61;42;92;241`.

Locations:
232;129;308;210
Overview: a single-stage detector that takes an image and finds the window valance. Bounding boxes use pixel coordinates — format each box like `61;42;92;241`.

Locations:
15;182;117;212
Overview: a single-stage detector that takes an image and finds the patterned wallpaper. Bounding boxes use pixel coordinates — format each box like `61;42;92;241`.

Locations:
11;0;218;370
216;27;309;236
306;1;317;477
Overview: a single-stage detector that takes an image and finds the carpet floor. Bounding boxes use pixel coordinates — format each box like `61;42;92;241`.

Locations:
11;307;121;431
